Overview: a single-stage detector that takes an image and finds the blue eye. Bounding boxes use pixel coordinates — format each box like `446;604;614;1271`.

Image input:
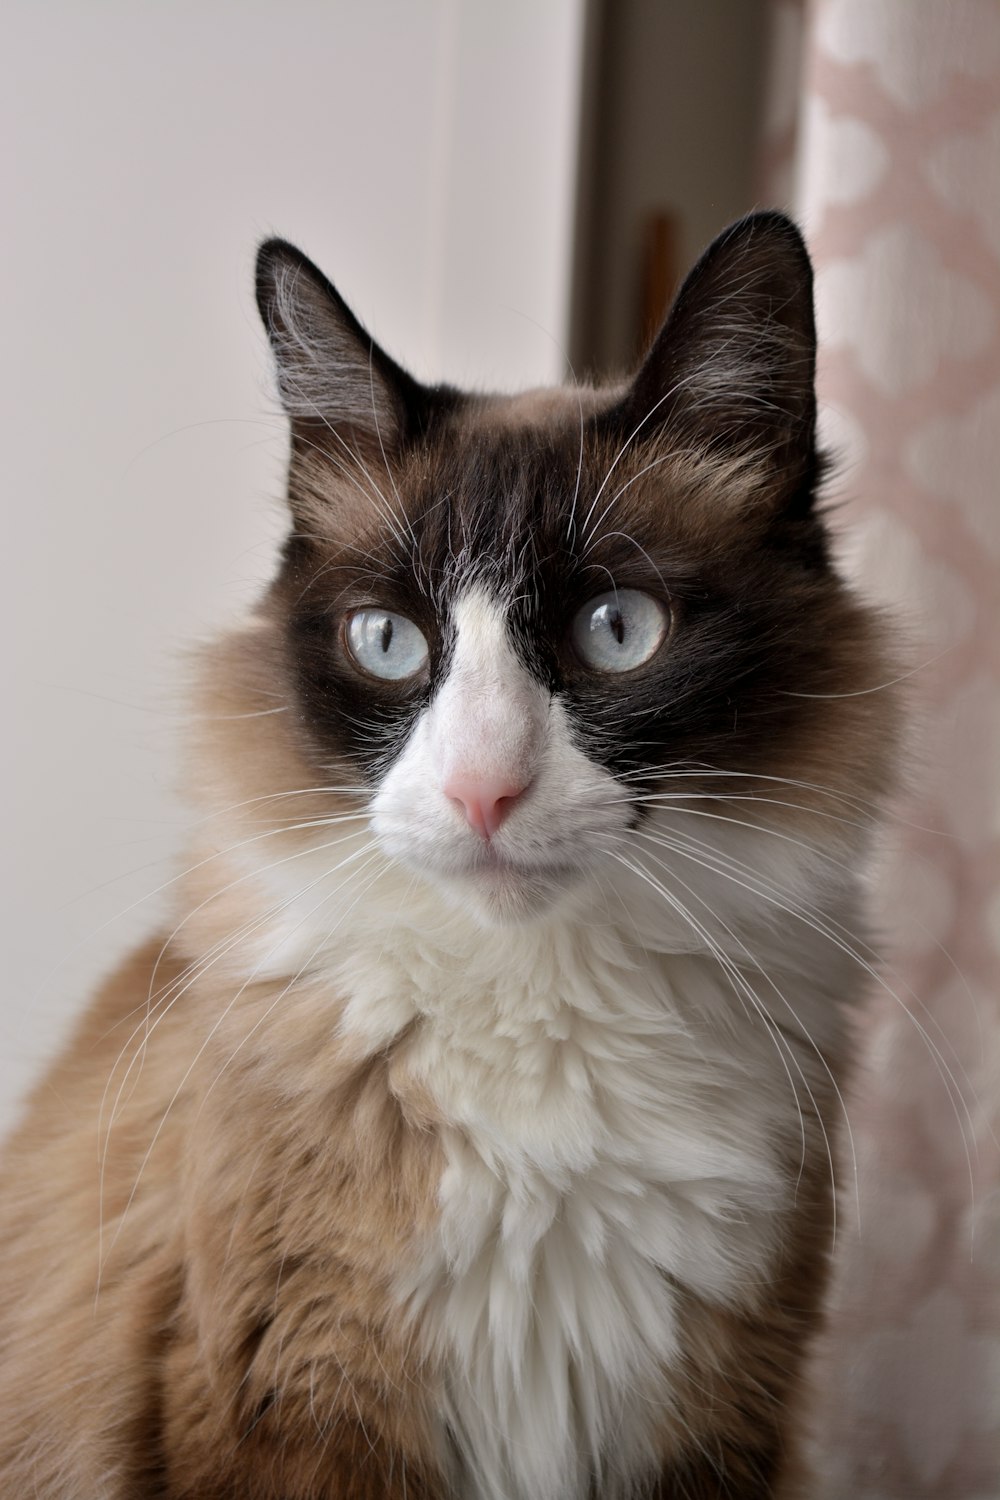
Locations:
571;590;669;673
345;609;429;681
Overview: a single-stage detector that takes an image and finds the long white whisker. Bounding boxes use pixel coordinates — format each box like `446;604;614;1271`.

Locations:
88;816;372;1018
580;453;677;554
617;764;949;838
635;809;985;1120
97;833;376;1279
631;824;978;1208
637;804;985;1100
135;821;373;1050
199;855;392;1111
780;648;951;700
580;381;689;540
624;838;853;1231
99;840;383;1290
606;848;824;1227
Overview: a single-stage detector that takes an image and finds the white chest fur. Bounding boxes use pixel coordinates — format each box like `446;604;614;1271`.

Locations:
336;905;800;1500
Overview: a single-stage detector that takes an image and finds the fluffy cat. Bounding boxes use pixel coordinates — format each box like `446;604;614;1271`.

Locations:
0;212;895;1499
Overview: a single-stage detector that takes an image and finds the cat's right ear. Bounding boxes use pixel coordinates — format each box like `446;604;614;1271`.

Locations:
255;239;428;454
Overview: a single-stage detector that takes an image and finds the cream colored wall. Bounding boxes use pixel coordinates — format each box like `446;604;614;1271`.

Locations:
1;0;587;1130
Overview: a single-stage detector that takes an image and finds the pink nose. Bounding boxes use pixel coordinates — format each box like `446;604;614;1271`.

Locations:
444;775;528;840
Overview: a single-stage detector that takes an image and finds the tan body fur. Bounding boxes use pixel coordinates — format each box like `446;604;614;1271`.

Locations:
0;941;826;1500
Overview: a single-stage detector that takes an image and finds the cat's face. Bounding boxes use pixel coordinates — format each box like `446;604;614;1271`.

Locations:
257;216;889;927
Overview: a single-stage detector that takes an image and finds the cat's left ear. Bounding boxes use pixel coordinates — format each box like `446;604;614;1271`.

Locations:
618;211;818;503
255;239;430;453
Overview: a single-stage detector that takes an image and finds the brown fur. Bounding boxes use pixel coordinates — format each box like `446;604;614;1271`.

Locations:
651;1159;836;1498
0;935;449;1497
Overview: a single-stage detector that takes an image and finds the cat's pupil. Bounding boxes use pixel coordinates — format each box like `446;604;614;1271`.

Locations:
380;617;393;654
609;609;625;646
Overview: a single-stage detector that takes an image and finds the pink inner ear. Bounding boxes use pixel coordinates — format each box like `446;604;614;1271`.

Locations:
444;775;529;840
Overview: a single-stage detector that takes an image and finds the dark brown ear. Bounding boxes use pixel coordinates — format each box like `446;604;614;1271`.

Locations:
616;212;818;500
255;239;431;453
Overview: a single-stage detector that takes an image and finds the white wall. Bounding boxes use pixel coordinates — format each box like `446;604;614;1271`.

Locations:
1;0;587;1131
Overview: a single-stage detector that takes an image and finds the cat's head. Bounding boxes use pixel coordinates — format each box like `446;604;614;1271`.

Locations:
250;214;893;930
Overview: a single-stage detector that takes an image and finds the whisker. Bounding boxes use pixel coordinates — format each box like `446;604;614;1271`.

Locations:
629;824;979;1207
605;847;827;1226
134;820;372;1037
622;838;853;1232
199;854;392;1111
580;379;690;541
779;648;951;699
580;454;677;554
96;834;379;1294
615;764;949;838
633;808;985;1111
100;820;372;1105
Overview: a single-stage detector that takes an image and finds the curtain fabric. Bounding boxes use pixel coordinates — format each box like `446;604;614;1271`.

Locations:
760;2;1000;1494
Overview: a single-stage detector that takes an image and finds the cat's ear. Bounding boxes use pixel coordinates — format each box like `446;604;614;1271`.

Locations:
255;239;428;452
620;212;817;499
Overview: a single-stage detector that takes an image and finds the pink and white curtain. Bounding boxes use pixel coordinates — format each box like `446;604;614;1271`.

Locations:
761;2;1000;1494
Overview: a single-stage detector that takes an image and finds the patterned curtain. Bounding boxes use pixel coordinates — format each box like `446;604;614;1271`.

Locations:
760;2;1000;1495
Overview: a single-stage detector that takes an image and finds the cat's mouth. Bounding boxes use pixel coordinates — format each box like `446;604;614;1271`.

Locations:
470;851;577;882
370;795;617;923
450;831;586;881
375;815;587;889
434;845;586;925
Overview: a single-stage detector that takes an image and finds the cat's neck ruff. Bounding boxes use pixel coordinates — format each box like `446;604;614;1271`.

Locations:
207;834;850;1500
334;875;832;1500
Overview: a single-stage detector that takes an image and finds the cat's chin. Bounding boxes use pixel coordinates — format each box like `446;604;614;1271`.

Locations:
435;860;582;928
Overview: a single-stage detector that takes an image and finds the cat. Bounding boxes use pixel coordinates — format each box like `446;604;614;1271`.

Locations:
0;211;895;1499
